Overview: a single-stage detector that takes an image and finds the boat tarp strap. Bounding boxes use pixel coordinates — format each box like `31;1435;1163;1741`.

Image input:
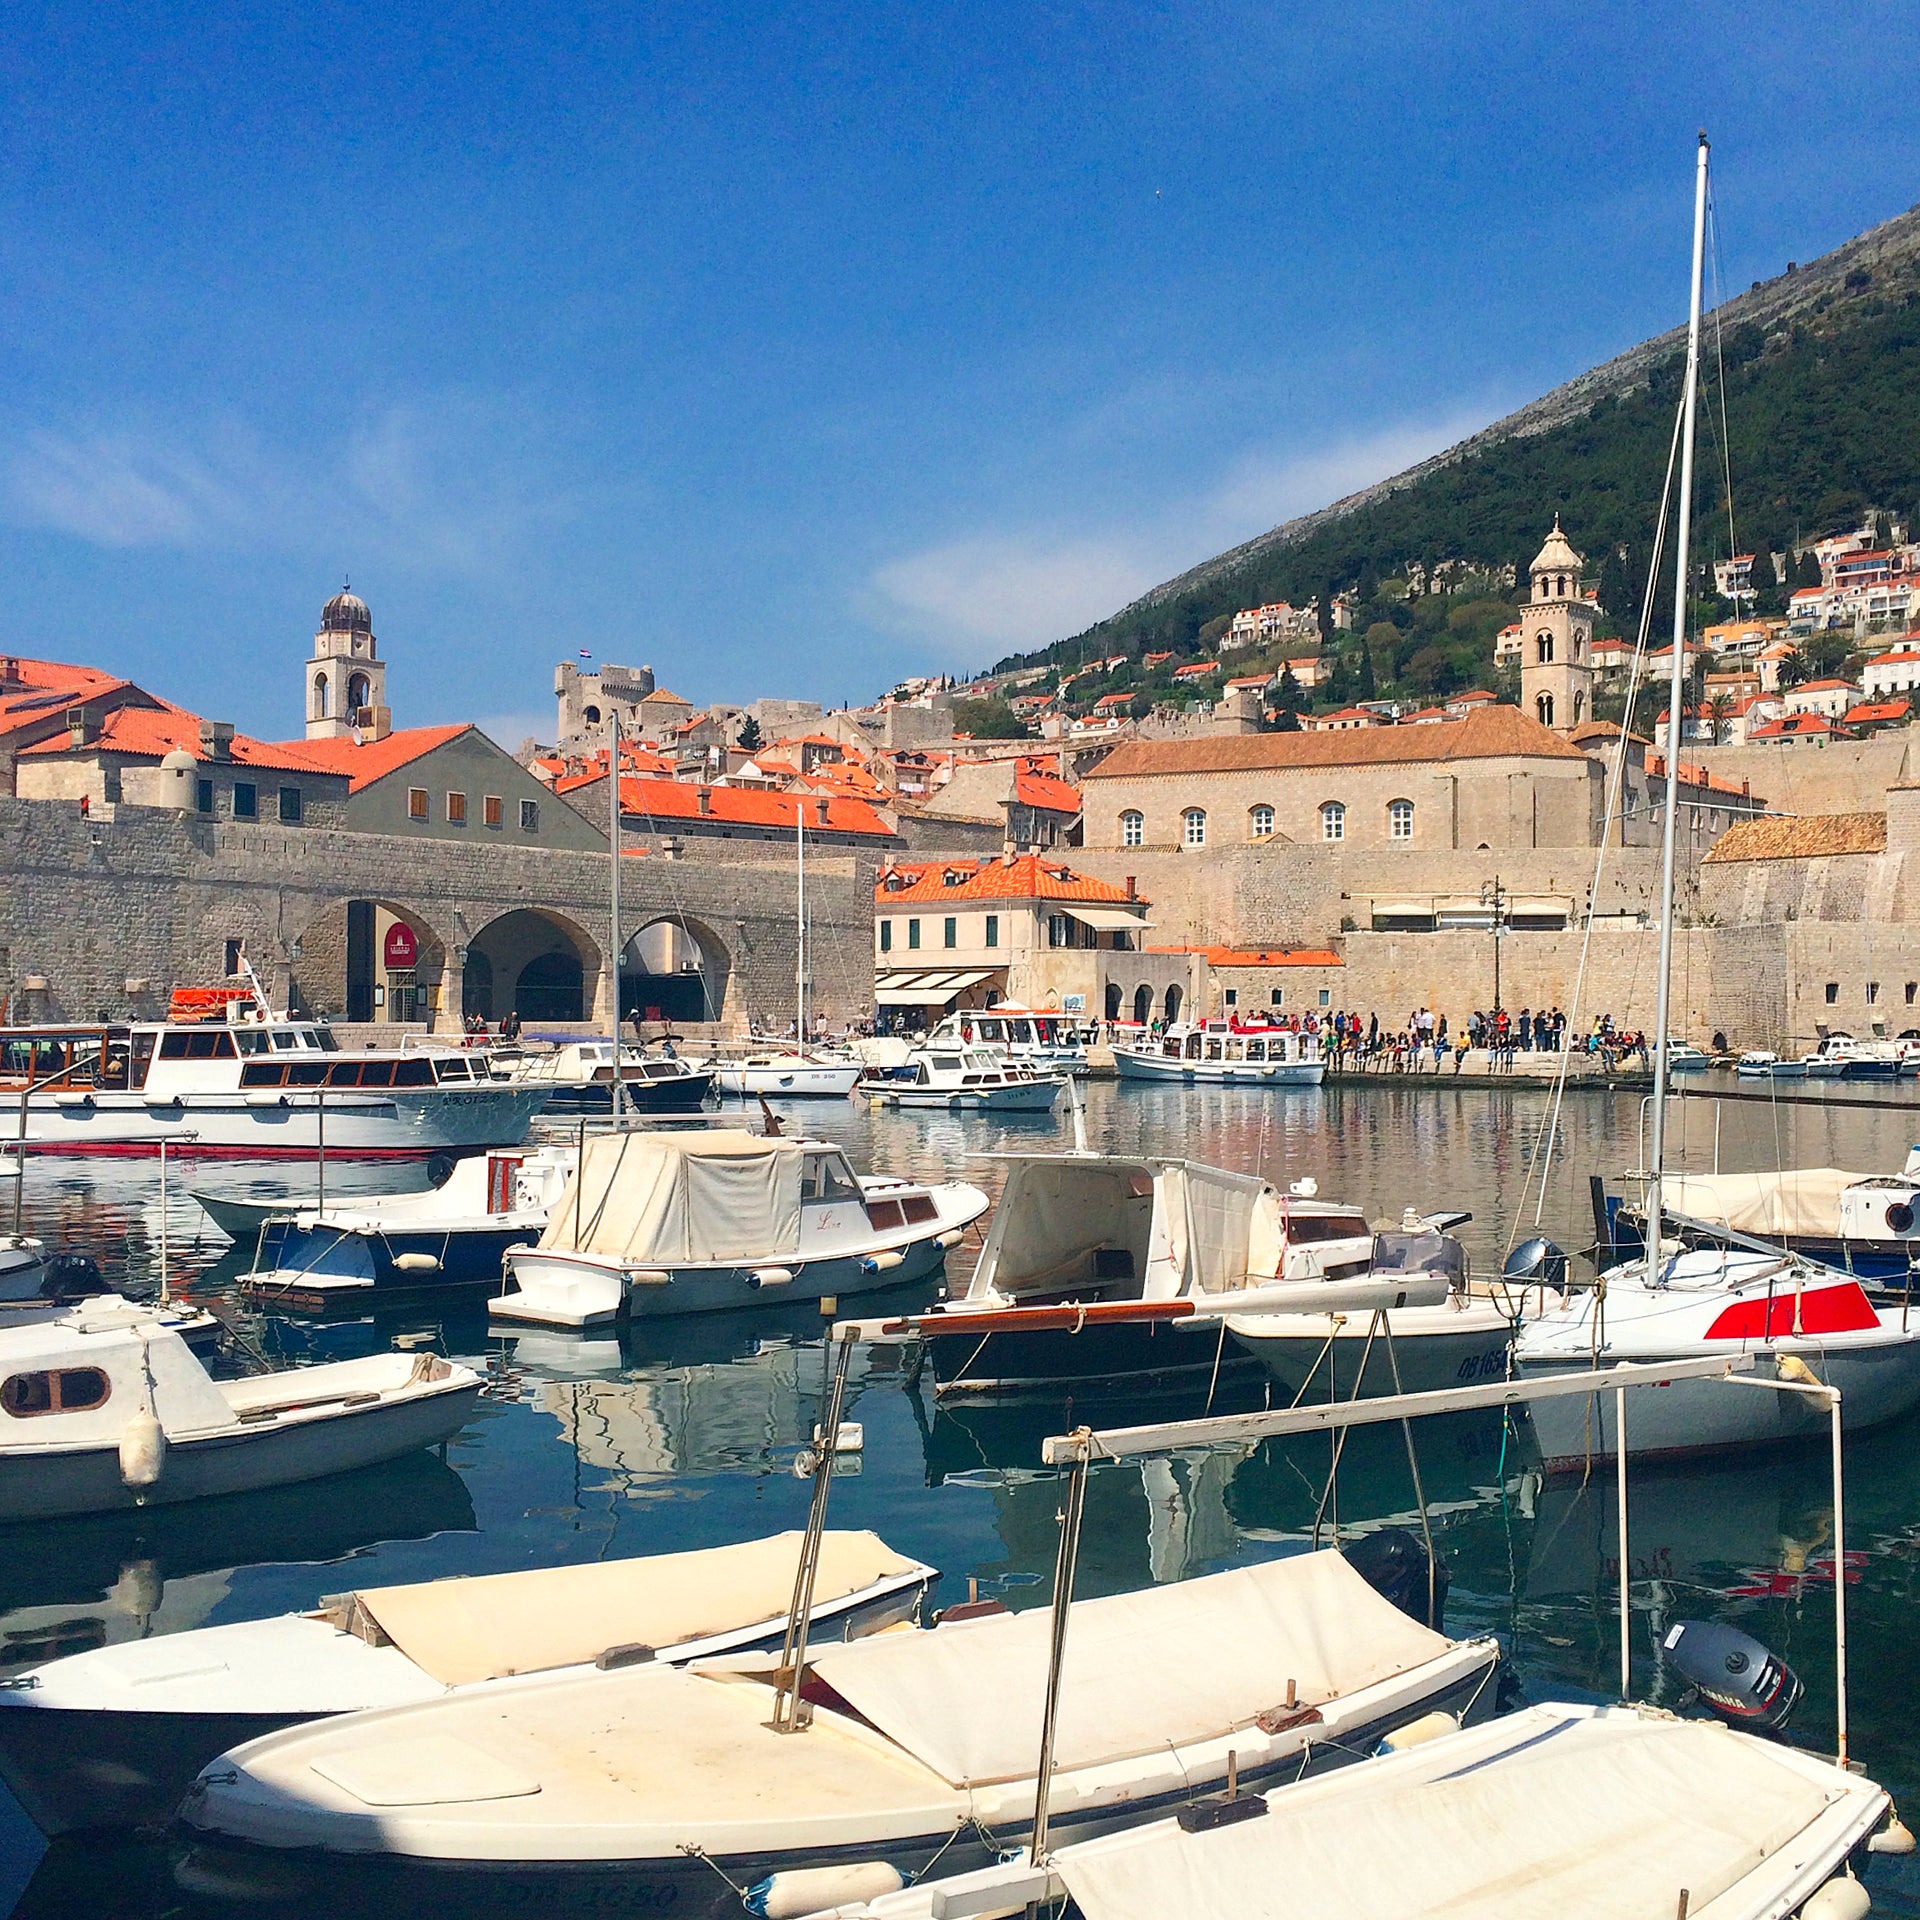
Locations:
536;1129;803;1263
807;1550;1448;1787
1654;1167;1859;1238
1053;1709;1851;1920
352;1530;919;1689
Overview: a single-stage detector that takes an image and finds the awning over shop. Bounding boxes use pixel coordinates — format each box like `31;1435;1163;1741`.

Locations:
874;969;998;1006
1061;907;1156;934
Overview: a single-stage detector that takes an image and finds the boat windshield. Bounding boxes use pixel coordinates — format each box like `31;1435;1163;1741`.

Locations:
801;1152;861;1203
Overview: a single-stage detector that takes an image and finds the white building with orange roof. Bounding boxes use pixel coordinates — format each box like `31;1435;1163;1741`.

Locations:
1783;677;1861;721
1862;644;1920;700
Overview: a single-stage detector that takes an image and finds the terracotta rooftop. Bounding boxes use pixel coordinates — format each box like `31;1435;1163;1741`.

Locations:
558;771;893;837
1086;702;1584;778
1751;714;1842;739
875;854;1144;907
1702;812;1887;864
0;656;136;742
1845;699;1911;726
21;702;341;776
1148;944;1343;967
1012;759;1081;813
276;724;471;790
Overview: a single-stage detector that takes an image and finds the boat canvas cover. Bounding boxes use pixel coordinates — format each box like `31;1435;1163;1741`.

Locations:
807;1550;1447;1787
1053;1709;1854;1920
352;1530;919;1689
1144;1163;1271;1299
538;1130;802;1263
974;1159;1154;1300
1659;1168;1858;1238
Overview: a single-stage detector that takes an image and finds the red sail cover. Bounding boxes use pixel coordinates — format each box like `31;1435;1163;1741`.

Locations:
1705;1283;1880;1340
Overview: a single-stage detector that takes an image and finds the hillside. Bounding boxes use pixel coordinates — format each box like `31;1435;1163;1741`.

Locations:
996;197;1920;695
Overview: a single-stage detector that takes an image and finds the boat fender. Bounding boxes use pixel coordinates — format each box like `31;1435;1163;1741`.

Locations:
392;1252;443;1274
934;1229;965;1249
1800;1875;1871;1920
861;1249;907;1273
1870;1815;1917;1855
119;1408;167;1492
1374;1711;1460;1756
745;1862;905;1919
749;1268;795;1290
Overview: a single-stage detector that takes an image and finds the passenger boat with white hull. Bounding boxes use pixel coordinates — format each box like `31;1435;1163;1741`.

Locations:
489;1129;990;1326
707;1050;865;1098
920;1006;1088;1075
868;1046;1063;1112
496;1039;714;1113
0;1529;933;1836
1113;1018;1324;1088
0;995;548;1160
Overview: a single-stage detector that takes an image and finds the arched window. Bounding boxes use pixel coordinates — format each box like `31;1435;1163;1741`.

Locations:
346;672;370;715
583;704;602;725
1573;689;1586;724
1536;691;1555;728
1536;632;1554;664
1164;984;1183;1023
1132;984;1153;1026
1120;809;1144;848
1388;798;1414;842
1104;982;1123;1022
1182;808;1207;848
1320;801;1345;843
312;675;329;720
1249;804;1274;839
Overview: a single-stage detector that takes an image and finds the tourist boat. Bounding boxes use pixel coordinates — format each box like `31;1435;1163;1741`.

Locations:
0;1304;482;1522
488;1128;990;1325
0;1529;934;1836
1516;1245;1920;1471
1113;1017;1324;1087
0;988;549;1159
227;1144;578;1309
497;1039;714;1112
803;1703;1894;1920
905;1155;1491;1399
1734;1049;1805;1079
921;1006;1089;1074
174;1549;1501;1909
869;1045;1064;1112
707;1050;864;1098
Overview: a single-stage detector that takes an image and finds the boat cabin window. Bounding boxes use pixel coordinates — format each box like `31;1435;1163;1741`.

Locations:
234;1030;270;1055
2;1367;110;1417
158;1031;238;1061
270;1030;299;1051
1282;1211;1369;1244
1246;1039;1266;1061
802;1153;860;1203
312;1027;340;1052
434;1057;474;1081
978;1019;1006;1042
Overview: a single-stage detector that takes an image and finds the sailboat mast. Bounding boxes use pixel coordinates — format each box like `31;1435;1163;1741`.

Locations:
1646;133;1711;1269
796;806;807;1041
609;708;625;1120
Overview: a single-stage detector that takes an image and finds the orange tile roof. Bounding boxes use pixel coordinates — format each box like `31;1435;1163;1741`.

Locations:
19;699;340;776
0;656;137;741
1703;812;1887;863
1865;647;1920;668
875;855;1143;907
275;724;471;789
1846;698;1911;725
1088;702;1583;777
1752;713;1841;738
1013;758;1080;813
1160;944;1344;967
562;772;892;836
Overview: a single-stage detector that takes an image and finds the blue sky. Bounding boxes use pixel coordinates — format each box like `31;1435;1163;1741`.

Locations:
2;1;1914;745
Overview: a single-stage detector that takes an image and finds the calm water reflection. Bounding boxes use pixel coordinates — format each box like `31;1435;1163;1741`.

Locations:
6;1078;1920;1913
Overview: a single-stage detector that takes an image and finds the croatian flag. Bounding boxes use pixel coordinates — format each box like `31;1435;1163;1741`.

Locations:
578;648;592;660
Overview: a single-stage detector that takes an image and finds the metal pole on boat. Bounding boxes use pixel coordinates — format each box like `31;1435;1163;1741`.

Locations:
1646;132;1710;1277
159;1138;170;1303
1030;1433;1090;1864
609;709;625;1126
1615;1385;1631;1699
315;1090;325;1214
770;1329;855;1733
1829;1385;1849;1767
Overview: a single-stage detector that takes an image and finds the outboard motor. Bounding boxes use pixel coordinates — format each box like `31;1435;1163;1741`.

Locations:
38;1252;108;1302
1661;1619;1802;1733
1342;1527;1449;1632
1503;1236;1569;1292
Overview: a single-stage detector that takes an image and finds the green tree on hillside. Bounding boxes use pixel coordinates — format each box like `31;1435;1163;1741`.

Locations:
950;698;1033;739
735;714;763;752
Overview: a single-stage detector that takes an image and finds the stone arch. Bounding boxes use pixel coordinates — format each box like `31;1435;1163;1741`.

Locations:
1536;691;1555;728
312;674;330;721
289;898;447;1025
465;908;604;1027
1104;981;1123;1022
1163;983;1184;1023
347;671;371;713
1132;983;1154;1026
622;913;733;1026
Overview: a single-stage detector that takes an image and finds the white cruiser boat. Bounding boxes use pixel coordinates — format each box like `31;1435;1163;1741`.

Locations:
497;1039;714;1112
0;1529;933;1835
1734;1049;1805;1079
489;1128;990;1325
871;1045;1063;1112
707;1051;864;1098
0;999;547;1160
0;1302;481;1522
922;1006;1088;1074
1114;1019;1324;1088
175;1550;1499;1910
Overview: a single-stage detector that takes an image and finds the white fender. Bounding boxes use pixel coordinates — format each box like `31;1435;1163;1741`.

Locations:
1375;1710;1460;1755
392;1252;443;1274
118;1408;167;1491
746;1862;905;1919
1800;1875;1871;1920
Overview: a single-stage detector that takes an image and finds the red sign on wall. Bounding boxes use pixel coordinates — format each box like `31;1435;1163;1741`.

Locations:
382;923;419;969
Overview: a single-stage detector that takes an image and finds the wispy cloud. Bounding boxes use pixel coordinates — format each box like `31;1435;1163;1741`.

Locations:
0;394;575;579
867;407;1501;659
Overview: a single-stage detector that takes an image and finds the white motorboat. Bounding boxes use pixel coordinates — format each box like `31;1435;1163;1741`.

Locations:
175;1549;1501;1908
921;1006;1089;1074
0;1304;481;1522
1734;1049;1806;1079
0;994;547;1160
707;1051;864;1098
906;1155;1490;1400
497;1039;715;1113
870;1045;1063;1112
229;1144;577;1309
1113;1018;1324;1088
0;1529;933;1836
0;1234;49;1300
1515;1248;1920;1471
811;1703;1895;1920
489;1128;990;1325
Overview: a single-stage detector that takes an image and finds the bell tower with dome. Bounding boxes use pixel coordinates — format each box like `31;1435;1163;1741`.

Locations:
305;586;392;742
1518;518;1594;735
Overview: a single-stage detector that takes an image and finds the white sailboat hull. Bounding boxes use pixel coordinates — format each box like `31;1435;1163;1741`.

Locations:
1228;1301;1514;1399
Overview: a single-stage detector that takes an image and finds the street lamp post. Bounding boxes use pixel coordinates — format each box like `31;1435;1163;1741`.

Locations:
1480;874;1509;1013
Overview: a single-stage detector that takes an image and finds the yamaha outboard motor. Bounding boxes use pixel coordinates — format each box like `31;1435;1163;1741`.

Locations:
1503;1236;1569;1291
1661;1619;1802;1733
38;1252;108;1303
1342;1527;1449;1632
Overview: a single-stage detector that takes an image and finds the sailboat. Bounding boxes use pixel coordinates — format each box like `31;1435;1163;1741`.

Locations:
1515;138;1920;1470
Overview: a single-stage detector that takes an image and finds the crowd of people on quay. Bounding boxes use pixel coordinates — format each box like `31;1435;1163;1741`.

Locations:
1316;1006;1651;1073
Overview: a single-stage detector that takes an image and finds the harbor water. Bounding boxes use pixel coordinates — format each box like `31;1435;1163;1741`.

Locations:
6;1077;1920;1914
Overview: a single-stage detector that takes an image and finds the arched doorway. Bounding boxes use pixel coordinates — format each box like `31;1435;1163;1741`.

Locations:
1132;984;1153;1026
465;909;603;1028
290;899;444;1025
1163;984;1183;1023
1104;982;1122;1022
622;917;731;1026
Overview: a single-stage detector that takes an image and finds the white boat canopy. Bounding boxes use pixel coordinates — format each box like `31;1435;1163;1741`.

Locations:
1650;1167;1863;1237
538;1130;804;1263
807;1550;1448;1788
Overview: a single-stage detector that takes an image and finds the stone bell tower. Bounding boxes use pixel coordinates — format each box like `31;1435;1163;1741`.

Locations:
1518;519;1595;735
305;585;391;742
